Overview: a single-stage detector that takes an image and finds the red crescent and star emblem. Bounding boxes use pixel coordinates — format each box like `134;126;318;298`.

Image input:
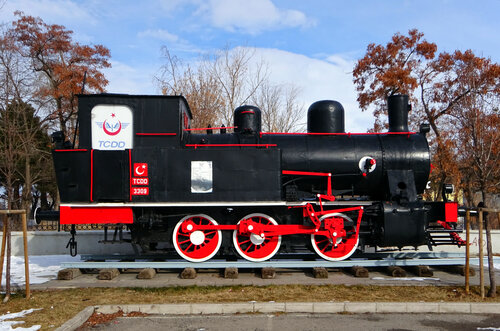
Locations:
134;163;148;177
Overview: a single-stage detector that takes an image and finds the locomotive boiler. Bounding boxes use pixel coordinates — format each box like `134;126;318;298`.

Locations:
42;93;463;261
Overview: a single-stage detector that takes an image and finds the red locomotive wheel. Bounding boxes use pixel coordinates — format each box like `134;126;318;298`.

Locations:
173;214;222;262
311;213;359;261
233;213;281;262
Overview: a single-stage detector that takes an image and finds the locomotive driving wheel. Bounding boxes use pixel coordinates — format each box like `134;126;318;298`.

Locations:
172;214;222;262
311;212;359;261
233;213;281;262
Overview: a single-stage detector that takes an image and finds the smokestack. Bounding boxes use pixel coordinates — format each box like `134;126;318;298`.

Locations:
387;95;410;132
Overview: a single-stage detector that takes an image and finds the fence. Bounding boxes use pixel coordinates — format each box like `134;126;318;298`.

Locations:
0;210;30;302
465;208;500;299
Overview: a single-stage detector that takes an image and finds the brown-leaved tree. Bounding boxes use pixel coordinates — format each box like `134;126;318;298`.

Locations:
353;29;500;202
353;28;500;297
10;11;111;140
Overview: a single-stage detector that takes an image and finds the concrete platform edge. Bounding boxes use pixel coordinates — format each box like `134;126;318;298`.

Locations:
93;301;500;315
60;301;500;330
55;306;94;331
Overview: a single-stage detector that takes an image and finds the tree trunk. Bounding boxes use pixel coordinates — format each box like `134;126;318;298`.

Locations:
482;191;497;297
40;190;49;209
54;187;61;210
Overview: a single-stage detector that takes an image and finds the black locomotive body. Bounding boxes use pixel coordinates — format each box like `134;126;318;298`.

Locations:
47;93;462;261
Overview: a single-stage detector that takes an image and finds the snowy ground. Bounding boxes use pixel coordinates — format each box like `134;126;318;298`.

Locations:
1;255;81;287
0;309;42;330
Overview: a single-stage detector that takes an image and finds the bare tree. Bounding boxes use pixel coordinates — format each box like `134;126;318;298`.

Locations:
156;48;223;129
252;82;304;132
0;31;32;210
0;27;54;217
454;93;499;297
156;46;305;131
205;46;268;126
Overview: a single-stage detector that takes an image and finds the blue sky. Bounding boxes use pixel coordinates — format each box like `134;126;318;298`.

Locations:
1;0;499;131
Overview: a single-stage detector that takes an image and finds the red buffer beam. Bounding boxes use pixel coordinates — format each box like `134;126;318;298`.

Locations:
60;206;133;224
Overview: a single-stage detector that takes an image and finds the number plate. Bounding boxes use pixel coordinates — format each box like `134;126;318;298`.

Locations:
132;187;149;196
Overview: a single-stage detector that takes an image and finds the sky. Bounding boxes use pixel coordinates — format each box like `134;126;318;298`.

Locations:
1;0;499;132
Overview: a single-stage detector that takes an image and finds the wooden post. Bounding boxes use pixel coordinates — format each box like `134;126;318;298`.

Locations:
4;213;11;303
478;208;484;299
21;212;30;299
465;210;470;294
0;216;7;284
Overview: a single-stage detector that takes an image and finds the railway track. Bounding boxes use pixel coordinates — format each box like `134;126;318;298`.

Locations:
61;252;498;270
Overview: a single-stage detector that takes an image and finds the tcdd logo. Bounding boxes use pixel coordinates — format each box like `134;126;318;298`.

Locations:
96;113;130;136
98;141;126;148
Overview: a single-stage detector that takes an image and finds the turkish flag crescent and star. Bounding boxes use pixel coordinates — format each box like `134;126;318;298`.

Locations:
134;163;148;177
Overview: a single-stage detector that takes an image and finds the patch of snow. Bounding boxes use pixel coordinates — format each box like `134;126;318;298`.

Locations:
0;308;42;330
1;255;80;286
372;277;440;281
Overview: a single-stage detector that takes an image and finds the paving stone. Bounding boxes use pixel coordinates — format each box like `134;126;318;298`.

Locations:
97;268;120;280
438;302;471;313
285;302;314;313
376;302;407;313
121;305;142;313
313;302;345;313
191;304;224;314
56;306;94;331
407;302;439;313
134;304;163;314
261;267;276;279
57;268;82;280
254;302;286;313
180;267;197;279
95;305;121;314
224;267;238;279
160;304;193;315
470;303;500;314
221;303;254;314
345;302;377;313
312;267;328;279
137;268;156;279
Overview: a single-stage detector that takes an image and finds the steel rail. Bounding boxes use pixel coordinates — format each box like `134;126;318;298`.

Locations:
79;251;469;262
61;256;499;269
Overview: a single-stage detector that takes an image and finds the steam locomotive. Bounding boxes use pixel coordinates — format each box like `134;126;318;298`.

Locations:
40;93;463;261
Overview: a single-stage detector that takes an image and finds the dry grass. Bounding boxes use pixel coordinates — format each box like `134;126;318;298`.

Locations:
1;285;499;330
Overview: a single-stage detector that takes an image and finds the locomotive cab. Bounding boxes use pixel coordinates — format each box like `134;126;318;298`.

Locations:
53;94;193;204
